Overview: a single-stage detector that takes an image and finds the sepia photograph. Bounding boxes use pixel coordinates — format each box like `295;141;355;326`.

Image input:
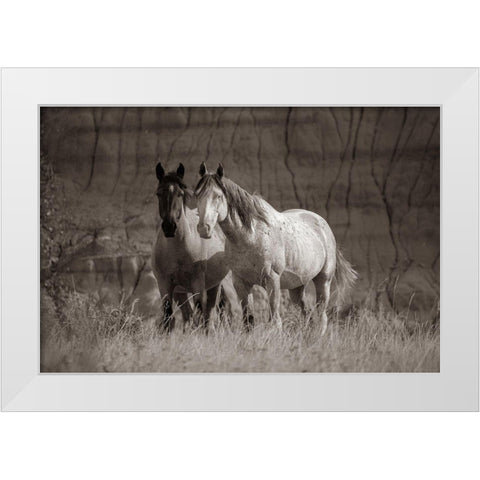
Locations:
40;106;440;373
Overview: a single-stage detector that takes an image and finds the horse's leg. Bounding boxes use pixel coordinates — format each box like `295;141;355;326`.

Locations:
154;276;175;333
174;291;194;332
216;285;234;328
217;284;226;318
194;292;207;327
264;272;282;330
289;285;309;317
191;275;208;328
204;284;221;332
312;273;332;336
232;274;254;331
162;292;175;333
219;272;241;325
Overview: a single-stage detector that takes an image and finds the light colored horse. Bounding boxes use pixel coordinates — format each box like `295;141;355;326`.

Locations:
194;162;357;334
152;162;236;331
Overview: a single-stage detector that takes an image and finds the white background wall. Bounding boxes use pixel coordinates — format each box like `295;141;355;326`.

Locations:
1;1;479;479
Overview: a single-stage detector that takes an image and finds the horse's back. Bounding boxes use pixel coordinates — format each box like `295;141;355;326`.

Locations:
275;208;336;286
281;208;334;245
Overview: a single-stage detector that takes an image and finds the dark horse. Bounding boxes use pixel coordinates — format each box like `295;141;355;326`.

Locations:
152;162;237;331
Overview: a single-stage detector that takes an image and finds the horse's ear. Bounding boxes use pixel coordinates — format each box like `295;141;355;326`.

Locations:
199;162;207;177
216;163;224;179
156;162;165;180
176;163;185;179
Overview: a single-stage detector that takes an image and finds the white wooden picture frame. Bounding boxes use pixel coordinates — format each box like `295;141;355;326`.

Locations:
1;68;478;411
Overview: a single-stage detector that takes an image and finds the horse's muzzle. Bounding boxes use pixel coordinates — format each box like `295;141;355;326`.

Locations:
197;223;212;238
162;220;177;238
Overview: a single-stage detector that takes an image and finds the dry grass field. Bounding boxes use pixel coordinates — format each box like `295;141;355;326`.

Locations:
41;291;439;373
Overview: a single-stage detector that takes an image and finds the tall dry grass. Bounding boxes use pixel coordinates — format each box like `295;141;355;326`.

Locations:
41;290;439;373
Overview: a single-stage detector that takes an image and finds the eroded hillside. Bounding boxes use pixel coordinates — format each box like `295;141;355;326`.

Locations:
40;107;439;314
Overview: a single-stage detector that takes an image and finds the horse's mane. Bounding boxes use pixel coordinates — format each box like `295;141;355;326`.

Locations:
195;174;270;230
158;172;194;202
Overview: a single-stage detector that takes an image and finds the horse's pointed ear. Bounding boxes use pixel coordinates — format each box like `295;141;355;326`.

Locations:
177;163;185;179
216;163;224;179
156;162;165;180
199;162;207;177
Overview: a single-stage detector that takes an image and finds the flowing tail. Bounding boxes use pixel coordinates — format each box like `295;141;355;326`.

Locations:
333;248;358;306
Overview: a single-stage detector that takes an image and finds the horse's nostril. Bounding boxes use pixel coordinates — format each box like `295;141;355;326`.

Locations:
197;223;211;237
162;221;177;237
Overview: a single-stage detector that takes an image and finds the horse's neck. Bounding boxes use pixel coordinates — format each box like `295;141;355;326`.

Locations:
219;198;279;249
219;213;255;247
